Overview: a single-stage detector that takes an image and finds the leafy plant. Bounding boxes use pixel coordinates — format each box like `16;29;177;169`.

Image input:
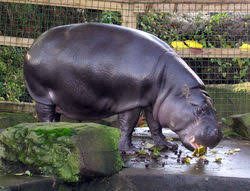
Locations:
138;12;250;83
100;11;121;25
0;46;31;102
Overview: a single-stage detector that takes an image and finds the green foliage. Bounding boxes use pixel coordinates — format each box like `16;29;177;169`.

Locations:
0;122;123;182
35;128;76;140
0;7;249;102
210;58;250;83
100;11;121;25
0;112;36;129
138;12;250;83
150;146;161;159
0;46;31;102
0;2;119;38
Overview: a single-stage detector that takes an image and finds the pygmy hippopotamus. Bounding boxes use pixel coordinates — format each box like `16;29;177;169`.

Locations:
24;23;222;152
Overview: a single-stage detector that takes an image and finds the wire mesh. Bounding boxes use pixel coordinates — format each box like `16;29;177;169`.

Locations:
0;0;249;119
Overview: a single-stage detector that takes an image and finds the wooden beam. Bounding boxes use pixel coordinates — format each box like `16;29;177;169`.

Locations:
0;0;124;11
0;35;34;47
0;36;249;58
0;101;35;113
1;0;249;13
133;3;250;13
121;9;137;28
121;0;250;3
177;48;250;58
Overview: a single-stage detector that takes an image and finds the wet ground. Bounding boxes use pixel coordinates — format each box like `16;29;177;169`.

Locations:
1;127;250;191
126;127;250;179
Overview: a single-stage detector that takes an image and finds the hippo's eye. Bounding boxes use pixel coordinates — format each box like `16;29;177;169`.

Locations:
194;104;209;117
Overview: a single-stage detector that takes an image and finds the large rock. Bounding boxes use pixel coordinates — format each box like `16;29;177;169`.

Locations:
230;113;250;138
0;122;123;182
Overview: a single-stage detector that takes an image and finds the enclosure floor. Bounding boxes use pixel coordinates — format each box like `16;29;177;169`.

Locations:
127;128;250;179
1;127;250;191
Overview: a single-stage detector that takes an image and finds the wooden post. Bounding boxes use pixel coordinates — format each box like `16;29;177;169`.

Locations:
121;9;137;29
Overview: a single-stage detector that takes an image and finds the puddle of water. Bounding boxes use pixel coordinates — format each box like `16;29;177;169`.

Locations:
124;135;250;179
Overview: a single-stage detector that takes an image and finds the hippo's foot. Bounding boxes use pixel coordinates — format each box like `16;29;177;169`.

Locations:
119;143;138;155
155;140;178;151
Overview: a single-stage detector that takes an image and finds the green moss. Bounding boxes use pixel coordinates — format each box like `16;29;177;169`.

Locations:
207;83;250;118
0;122;123;182
223;128;243;139
0;112;36;129
0;123;81;182
230;113;250;138
35;127;76;139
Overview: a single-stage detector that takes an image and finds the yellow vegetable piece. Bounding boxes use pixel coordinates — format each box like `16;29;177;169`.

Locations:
184;40;203;49
182;156;191;164
214;157;222;163
225;148;241;155
171;41;188;50
239;43;250;51
193;146;207;157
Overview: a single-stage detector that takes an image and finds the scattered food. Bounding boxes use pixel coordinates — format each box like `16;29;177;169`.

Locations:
177;158;180;163
210;150;218;154
171;41;188;50
214;157;222;163
197;156;209;165
145;164;149;168
151;148;161;159
162;162;166;167
239;43;250;51
225;148;241;155
193;146;207;157
145;143;154;149
165;138;174;142
181;156;192;164
137;149;148;158
184;40;203;49
14;170;32;177
204;159;209;165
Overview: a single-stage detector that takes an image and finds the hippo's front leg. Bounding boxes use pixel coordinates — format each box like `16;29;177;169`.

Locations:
145;107;178;151
35;102;61;122
118;108;141;152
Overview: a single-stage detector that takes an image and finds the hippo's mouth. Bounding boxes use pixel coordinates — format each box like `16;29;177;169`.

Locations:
189;136;202;149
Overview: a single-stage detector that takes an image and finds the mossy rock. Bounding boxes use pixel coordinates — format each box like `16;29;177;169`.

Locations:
0;112;36;129
230;113;250;138
0;122;123;182
206;83;250;118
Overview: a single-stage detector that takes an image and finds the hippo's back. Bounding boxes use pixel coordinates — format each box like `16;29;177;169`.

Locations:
24;23;171;119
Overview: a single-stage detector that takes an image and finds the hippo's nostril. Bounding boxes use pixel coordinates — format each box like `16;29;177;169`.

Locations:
188;136;201;149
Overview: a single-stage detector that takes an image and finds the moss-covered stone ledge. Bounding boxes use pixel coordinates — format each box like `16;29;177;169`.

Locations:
0;112;36;129
230;113;250;138
207;82;250;118
0;122;123;182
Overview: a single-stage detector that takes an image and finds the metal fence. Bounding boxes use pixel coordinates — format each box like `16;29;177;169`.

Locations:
0;0;249;119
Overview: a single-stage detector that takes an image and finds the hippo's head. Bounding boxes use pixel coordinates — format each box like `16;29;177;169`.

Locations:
157;89;222;151
177;102;223;151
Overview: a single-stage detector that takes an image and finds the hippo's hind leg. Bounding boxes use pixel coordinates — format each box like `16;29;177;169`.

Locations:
35;102;61;122
118;108;141;152
144;107;178;151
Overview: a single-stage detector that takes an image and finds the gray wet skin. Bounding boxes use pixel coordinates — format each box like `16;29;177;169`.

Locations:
23;23;222;152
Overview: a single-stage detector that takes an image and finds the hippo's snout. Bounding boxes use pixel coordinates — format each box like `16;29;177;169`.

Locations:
179;122;223;151
193;125;222;149
188;129;222;150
